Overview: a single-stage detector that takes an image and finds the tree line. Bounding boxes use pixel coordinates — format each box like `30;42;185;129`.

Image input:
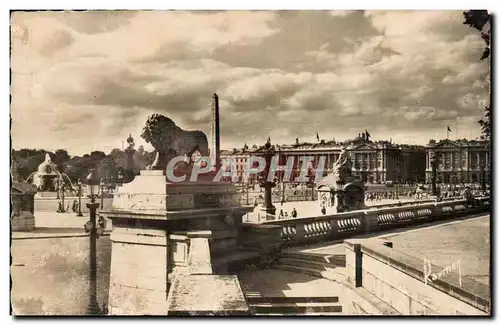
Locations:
11;146;156;185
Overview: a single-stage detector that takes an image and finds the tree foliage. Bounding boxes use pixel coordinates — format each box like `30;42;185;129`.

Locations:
463;10;491;60
463;10;491;141
11;147;155;185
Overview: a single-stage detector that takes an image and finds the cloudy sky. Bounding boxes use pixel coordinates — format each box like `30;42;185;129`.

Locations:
11;10;489;156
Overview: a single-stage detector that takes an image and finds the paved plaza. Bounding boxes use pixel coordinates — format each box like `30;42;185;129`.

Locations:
11;235;112;315
33;198;114;213
12;211;113;240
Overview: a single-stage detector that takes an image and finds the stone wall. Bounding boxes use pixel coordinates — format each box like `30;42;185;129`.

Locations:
107;225;168;315
344;239;489;315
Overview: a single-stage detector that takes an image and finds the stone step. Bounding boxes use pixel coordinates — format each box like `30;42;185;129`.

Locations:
326;254;346;267
245;294;339;304
272;264;348;284
250;302;342;314
279;257;329;271
283;252;346;267
211;249;261;273
254;312;343;316
273;263;323;278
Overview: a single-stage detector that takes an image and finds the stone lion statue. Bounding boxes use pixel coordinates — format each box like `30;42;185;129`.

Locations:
140;114;210;170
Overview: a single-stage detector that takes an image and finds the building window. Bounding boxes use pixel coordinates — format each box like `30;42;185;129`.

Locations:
444;153;451;170
453;153;459;169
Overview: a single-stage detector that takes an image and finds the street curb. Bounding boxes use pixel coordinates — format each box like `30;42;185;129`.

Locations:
12;231;111;241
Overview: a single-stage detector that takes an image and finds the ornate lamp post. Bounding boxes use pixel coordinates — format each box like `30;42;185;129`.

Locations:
100;178;105;209
76;179;84;217
117;169;124;186
56;177;60;200
430;152;438;197
61;176;66;212
259;139;277;218
308;175;315;201
84;168;101;315
124;134;136;182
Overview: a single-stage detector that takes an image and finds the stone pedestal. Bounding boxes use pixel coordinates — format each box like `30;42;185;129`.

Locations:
11;211;35;231
11;182;37;232
101;170;253;315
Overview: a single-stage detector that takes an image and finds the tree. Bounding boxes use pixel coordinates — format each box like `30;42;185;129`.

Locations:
53;149;71;172
463;10;491;141
11;149;53;181
64;156;88;182
463;10;491;60
98;155;118;182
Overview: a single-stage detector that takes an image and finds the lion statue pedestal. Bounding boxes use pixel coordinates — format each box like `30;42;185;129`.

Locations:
100;114;254;315
101;170;254;315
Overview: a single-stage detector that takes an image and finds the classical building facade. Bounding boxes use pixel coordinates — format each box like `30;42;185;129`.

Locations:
221;133;426;184
425;139;491;184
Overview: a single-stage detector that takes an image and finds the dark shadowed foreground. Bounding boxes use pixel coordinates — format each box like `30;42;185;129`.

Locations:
11;236;111;315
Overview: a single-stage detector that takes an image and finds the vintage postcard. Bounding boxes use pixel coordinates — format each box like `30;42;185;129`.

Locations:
10;10;491;316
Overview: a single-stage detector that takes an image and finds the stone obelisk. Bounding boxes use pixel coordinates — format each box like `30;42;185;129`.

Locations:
211;93;221;171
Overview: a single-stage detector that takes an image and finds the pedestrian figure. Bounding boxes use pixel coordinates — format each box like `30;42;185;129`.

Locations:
56;201;63;213
321;206;326;215
279;210;284;219
291;208;297;218
72;199;78;213
284;211;289;218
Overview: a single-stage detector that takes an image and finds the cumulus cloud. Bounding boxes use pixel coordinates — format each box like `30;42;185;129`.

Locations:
10;10;490;155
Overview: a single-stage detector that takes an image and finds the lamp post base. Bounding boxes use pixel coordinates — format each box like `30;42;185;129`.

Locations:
260;205;276;215
87;302;102;315
77;212;84;217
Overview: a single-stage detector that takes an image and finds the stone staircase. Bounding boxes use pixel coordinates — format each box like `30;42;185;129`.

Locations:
272;252;348;284
245;293;343;315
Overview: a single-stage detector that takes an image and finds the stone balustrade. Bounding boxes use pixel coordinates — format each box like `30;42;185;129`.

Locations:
257;197;490;247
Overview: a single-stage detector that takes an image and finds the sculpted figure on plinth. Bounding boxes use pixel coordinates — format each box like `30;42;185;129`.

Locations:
141;114;210;172
332;147;353;183
33;153;59;191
